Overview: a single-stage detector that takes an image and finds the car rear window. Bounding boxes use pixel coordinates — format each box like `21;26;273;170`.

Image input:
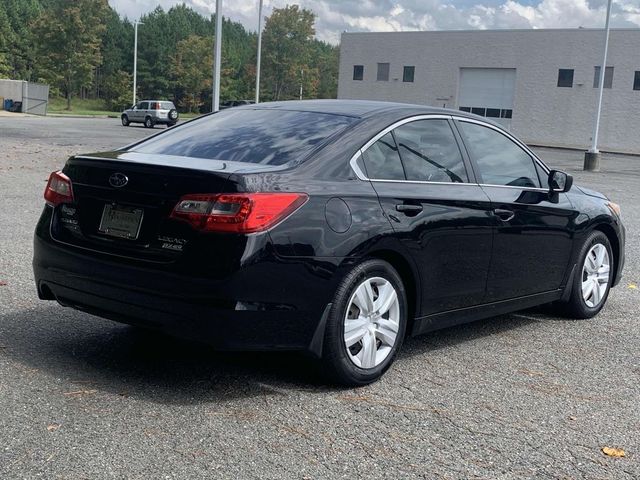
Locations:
160;102;174;110
131;109;356;166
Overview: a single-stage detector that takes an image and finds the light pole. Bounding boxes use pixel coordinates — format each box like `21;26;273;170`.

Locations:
299;69;303;100
255;0;263;103
132;20;143;106
212;0;222;112
584;0;613;172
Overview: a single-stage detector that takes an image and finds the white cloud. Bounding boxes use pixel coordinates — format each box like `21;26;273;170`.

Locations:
108;0;640;43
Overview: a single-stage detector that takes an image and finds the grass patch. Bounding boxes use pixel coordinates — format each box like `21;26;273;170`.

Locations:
48;97;120;117
47;97;202;120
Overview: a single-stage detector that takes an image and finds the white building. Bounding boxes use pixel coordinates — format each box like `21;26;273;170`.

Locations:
338;29;640;154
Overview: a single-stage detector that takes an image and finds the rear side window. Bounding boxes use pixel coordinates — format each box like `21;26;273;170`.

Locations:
132;109;355;166
457;121;540;188
393;119;468;183
361;132;405;180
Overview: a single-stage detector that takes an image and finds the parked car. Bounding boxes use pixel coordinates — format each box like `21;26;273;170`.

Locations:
121;100;178;128
34;100;625;385
220;100;255;109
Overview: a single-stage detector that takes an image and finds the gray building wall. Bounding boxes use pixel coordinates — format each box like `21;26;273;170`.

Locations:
338;29;640;153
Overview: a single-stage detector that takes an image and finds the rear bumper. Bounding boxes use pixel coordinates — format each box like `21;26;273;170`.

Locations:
33;212;343;352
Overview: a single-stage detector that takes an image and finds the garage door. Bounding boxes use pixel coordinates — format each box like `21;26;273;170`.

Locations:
458;68;516;130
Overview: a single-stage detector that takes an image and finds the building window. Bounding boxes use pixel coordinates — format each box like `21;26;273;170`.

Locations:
403;66;415;83
377;63;390;81
459;107;512;119
557;69;574;87
593;66;614;88
634;71;640;91
353;65;363;81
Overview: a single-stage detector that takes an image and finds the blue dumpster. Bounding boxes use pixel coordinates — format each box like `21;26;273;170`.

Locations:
4;99;13;111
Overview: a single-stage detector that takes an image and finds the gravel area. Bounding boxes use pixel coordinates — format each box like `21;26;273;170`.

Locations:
0;115;638;479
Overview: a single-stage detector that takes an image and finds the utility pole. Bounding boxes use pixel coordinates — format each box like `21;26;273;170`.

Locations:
133;20;143;106
255;0;263;103
584;0;613;172
212;0;222;112
299;69;303;100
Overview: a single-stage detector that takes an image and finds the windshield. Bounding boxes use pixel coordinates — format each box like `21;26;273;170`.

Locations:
131;108;356;166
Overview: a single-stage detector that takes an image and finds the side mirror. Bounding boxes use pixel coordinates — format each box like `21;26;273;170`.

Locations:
548;170;573;193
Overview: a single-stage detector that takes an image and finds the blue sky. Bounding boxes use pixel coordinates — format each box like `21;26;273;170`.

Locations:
108;0;640;44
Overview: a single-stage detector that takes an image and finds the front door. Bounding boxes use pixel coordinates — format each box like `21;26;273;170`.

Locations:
455;119;576;301
360;117;494;316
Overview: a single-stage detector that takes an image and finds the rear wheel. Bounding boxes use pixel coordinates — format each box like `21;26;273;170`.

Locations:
560;231;613;319
144;116;154;128
121;115;129;126
321;259;407;386
168;108;178;123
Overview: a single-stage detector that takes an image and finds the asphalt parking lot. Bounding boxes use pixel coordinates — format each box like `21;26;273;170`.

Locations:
1;115;638;479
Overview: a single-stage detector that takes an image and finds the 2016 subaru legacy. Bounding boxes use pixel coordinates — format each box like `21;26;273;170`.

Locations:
33;100;625;385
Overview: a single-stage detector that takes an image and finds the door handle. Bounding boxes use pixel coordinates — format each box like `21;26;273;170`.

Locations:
395;204;423;214
493;208;515;222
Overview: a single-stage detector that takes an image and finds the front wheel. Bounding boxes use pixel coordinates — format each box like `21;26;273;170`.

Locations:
321;259;408;386
560;231;613;319
121;115;129;126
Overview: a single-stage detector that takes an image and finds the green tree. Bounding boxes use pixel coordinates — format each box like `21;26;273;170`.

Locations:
0;6;13;76
103;70;132;111
32;0;108;109
262;5;317;100
170;35;213;112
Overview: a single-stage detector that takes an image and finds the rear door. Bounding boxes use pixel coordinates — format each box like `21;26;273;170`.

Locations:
455;118;575;301
357;116;494;316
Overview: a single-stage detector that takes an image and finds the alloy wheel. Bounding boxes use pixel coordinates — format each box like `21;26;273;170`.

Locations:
581;243;610;308
344;276;400;369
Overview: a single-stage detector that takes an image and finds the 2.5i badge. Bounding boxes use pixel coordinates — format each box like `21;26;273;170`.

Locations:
157;236;187;251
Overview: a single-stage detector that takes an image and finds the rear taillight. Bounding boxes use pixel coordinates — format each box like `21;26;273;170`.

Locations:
44;171;74;206
170;193;308;233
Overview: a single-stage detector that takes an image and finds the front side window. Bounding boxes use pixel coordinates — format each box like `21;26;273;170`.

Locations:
361;132;405;180
132;109;355;166
377;63;390;81
403;66;415;83
557;69;574;87
457;121;540;188
593;66;614;88
353;65;364;81
393;119;468;183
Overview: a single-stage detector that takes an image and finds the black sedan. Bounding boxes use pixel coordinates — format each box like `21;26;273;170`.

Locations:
33;100;625;385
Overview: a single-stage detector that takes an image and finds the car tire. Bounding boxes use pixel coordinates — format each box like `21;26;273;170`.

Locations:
168;108;178;123
144;116;154;128
559;230;613;319
121;115;129;127
321;259;408;386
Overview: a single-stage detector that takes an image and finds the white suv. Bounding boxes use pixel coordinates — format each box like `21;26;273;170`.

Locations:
121;101;179;128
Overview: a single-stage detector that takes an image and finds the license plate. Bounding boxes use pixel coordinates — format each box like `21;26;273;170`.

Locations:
98;204;143;240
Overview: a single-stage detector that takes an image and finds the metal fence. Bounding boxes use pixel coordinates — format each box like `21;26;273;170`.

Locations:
0;79;49;115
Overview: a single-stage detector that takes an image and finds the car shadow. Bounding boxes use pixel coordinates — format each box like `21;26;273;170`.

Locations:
0;304;542;403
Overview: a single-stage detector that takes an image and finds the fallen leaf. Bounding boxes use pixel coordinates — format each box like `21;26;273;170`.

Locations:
602;447;625;458
0;281;7;286
47;423;60;432
568;416;577;421
628;283;638;290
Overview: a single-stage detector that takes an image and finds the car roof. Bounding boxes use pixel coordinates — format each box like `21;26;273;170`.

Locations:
246;99;477;120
